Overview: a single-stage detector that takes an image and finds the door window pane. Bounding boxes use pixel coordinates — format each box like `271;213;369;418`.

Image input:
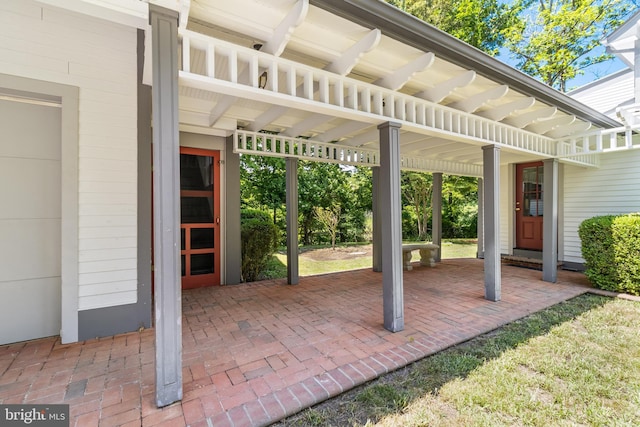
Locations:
191;228;214;249
181;196;214;223
522;165;543;217
180;154;213;191
191;254;214;275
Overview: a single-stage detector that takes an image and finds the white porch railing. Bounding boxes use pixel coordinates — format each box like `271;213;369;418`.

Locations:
234;130;484;177
556;125;640;164
180;29;640;171
180;30;558;159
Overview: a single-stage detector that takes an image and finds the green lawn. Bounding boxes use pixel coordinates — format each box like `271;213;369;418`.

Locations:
264;239;477;279
276;294;640;426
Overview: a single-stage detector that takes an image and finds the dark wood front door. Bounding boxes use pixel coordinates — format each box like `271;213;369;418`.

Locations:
180;147;220;289
516;162;544;251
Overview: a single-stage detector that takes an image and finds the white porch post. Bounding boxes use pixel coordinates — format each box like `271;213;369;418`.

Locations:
286;157;299;285
150;5;182;407
379;122;404;332
432;172;443;262
372;167;382;272
477;177;484;258
482;146;501;302
542;158;559;283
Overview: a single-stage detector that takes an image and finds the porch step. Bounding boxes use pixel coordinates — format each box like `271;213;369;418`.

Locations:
501;255;563;271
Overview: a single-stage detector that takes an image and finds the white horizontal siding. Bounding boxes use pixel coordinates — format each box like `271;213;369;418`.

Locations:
563;150;640;263
569;70;633;119
0;0;138;310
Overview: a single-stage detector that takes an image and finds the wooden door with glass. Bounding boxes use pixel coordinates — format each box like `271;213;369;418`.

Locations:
180;147;220;289
515;161;544;251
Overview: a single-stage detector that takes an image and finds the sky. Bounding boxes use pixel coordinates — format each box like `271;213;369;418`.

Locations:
496;46;628;92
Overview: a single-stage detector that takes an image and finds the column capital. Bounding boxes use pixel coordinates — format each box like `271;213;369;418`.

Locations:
377;121;402;130
481;144;500;152
149;3;179;23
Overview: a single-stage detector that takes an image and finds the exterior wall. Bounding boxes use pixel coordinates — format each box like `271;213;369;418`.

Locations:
568;69;633;119
0;1;139;312
563;150;640;264
499;163;514;254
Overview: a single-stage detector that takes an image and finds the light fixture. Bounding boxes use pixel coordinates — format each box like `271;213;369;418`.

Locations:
259;71;268;89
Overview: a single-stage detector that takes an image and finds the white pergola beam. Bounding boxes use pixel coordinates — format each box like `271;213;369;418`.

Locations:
316;121;370;143
449;85;509;113
478;97;536;121
208;96;236;127
179;0;191;29
282;113;332;137
505;106;557;128
526;115;575;134
325;29;381;76
247;106;288;132
261;0;309;57
546;121;592;139
417;70;476;103
400;137;450;153
374;53;435;91
341;128;379;146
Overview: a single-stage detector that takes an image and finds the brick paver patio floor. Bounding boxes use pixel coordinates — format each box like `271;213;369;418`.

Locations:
0;259;593;426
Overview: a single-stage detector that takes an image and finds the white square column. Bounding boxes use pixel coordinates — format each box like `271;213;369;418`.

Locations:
379;122;404;332
542;158;559;283
150;4;182;407
482;146;501;302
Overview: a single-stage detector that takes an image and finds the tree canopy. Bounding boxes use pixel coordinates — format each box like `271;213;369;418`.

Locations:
386;0;523;55
386;0;639;91
506;0;637;91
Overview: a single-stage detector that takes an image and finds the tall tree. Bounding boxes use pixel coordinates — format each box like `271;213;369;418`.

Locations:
402;171;433;240
386;0;523;55
240;155;286;224
505;0;637;91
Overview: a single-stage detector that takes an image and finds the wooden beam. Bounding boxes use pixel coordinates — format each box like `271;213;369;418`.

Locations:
546;121;592;138
449;85;509;113
325;29;381;76
247;106;289;132
316;121;370;142
477;97;536;121
262;0;309;57
505;106;557;128
374;53;435;90
179;0;191;29
282;113;332;137
208;96;236;127
526;115;575;134
417;70;475;103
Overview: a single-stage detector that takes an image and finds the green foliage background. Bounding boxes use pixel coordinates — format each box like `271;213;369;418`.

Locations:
240;154;478;246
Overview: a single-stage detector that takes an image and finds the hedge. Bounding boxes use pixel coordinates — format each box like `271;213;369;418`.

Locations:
240;208;279;282
578;213;640;295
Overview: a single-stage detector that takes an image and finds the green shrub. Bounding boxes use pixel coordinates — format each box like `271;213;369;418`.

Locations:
241;209;279;282
579;214;640;295
612;214;640;295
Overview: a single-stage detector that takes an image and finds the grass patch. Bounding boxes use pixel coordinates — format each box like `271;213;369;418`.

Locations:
260;239;478;280
275;294;640;426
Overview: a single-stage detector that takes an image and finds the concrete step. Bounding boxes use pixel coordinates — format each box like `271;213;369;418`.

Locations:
501;255;563;270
